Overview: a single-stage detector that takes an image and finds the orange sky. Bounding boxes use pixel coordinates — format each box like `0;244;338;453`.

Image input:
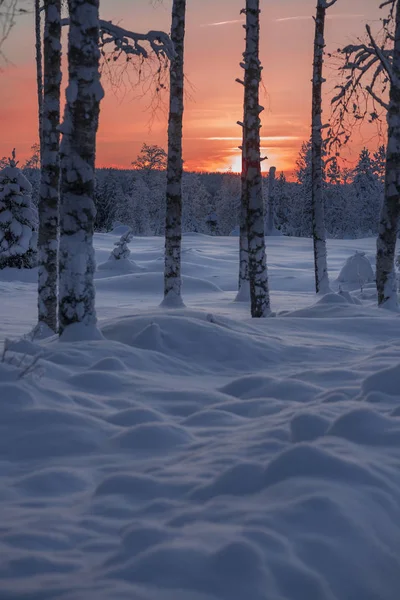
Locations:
0;0;384;176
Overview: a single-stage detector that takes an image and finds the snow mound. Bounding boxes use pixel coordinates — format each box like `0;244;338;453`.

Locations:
110;422;193;454
101;313;281;372
337;251;375;284
290;412;330;443
95;272;222;295
362;363;400;396
327;408;400;446
3;236;400;599
97;257;144;274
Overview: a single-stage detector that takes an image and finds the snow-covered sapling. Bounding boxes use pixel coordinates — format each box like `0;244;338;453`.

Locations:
111;229;134;261
205;212;218;236
337;251;375;287
0;150;38;269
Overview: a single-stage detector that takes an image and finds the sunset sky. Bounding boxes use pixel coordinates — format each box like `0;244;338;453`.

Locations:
0;0;383;175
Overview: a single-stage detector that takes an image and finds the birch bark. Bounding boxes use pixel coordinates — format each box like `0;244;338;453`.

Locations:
311;0;333;294
37;0;61;334
242;0;270;317
59;0;103;335
377;0;400;308
163;0;186;307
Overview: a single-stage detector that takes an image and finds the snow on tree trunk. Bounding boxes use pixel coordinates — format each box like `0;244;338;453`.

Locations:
35;0;43;164
163;0;186;308
58;0;104;336
241;0;270;317
235;187;250;301
37;0;62;334
376;0;400;309
311;0;332;295
266;165;276;235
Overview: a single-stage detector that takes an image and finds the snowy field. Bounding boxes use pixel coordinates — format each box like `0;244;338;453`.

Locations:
1;233;400;599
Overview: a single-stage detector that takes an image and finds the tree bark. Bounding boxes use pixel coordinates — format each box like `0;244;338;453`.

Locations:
163;0;186;307
235;134;250;302
266;165;276;234
311;0;330;294
376;0;400;308
59;0;103;335
37;0;61;334
242;0;270;317
35;0;43;164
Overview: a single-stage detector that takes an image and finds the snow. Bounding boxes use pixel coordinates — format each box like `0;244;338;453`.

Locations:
337;250;375;284
1;233;400;599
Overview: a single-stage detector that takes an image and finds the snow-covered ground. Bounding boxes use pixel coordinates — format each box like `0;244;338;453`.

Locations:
1;233;400;600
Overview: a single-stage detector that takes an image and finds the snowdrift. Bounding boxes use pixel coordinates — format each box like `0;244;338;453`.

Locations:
1;308;400;599
1;235;400;599
337;251;375;284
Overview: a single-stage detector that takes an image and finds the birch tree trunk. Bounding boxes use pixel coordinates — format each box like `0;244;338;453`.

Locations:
59;0;104;337
376;0;400;308
242;0;270;318
235;138;251;302
163;0;186;307
311;0;333;295
35;0;43;163
37;0;61;335
266;165;276;235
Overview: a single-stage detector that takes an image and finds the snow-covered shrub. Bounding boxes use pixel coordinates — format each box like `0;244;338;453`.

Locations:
0;151;38;269
111;229;134;261
337;251;375;285
205;211;219;235
97;229;142;274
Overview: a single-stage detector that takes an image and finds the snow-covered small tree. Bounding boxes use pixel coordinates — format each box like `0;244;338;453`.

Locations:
0;151;38;269
111;229;133;260
205;211;219;235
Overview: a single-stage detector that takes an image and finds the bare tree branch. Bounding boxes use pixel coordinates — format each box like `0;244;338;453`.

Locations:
0;0;28;63
328;4;395;152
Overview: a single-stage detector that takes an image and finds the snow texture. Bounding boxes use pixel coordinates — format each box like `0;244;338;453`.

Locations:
0;233;400;599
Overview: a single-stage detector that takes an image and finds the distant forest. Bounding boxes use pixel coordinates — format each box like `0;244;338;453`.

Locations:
13;140;386;240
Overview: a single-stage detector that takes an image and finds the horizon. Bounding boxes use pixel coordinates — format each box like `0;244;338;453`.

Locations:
0;0;384;176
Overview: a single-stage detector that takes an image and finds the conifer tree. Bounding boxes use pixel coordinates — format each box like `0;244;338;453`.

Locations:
0;151;38;270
